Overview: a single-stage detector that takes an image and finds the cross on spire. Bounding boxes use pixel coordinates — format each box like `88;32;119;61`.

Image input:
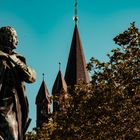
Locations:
42;73;45;81
59;62;61;71
73;0;78;24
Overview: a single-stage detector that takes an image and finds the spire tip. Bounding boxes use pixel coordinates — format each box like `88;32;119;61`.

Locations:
42;73;45;80
73;0;78;24
59;62;61;71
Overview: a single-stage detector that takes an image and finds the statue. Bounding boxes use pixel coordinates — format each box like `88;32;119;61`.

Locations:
0;26;36;140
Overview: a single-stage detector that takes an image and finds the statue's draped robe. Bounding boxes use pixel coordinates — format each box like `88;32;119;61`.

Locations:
0;51;35;140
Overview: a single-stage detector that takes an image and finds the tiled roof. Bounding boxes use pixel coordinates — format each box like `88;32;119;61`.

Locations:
65;24;89;86
52;70;67;95
36;80;50;104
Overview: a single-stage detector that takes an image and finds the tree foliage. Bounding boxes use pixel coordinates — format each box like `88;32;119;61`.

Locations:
26;22;140;140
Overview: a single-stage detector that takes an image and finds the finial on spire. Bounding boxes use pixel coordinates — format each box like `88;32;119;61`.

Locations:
73;0;78;24
59;62;61;71
42;73;45;80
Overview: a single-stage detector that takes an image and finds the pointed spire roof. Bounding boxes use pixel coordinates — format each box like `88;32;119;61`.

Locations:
65;24;90;86
36;77;50;104
52;70;67;95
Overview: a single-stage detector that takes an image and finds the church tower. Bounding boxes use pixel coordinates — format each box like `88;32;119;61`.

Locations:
35;74;50;127
35;0;90;128
65;0;89;87
52;63;67;112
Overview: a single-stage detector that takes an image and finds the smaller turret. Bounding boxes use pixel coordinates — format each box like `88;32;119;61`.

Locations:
35;74;50;128
52;63;67;112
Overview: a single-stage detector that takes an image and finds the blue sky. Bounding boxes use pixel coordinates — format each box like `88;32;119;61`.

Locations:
0;0;140;131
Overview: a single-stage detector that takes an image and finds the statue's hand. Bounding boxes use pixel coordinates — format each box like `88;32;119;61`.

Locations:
0;50;8;59
9;54;19;65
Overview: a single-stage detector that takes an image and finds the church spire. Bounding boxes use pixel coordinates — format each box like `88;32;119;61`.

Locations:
65;1;89;87
52;63;67;112
36;74;50;127
73;0;78;24
52;63;67;96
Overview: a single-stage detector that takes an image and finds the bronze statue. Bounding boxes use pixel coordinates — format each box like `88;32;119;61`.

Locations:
0;26;36;140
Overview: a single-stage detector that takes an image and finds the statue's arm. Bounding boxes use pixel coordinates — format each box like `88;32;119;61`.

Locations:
9;54;36;83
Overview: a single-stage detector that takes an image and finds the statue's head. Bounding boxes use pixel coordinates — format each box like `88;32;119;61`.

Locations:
0;26;18;50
